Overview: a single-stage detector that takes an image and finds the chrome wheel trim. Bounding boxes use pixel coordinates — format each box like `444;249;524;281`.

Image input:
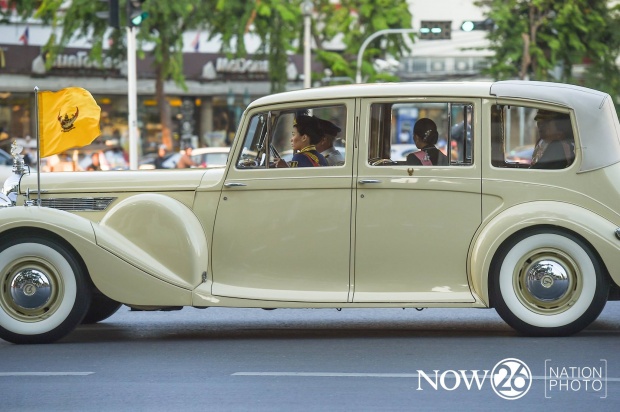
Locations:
2;257;63;321
499;233;596;328
513;249;582;315
0;243;77;335
10;265;54;311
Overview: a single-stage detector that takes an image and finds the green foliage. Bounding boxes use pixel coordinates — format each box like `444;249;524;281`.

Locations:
313;0;413;82
476;0;620;92
211;0;300;93
12;0;212;90
213;0;414;89
5;0;414;92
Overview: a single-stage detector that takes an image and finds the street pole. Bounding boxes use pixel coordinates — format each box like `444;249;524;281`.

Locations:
301;0;313;89
355;28;417;84
127;26;138;170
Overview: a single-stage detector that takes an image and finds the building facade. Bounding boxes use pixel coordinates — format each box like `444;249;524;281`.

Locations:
0;0;489;156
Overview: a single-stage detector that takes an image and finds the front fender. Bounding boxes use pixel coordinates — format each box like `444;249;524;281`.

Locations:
470;201;620;304
95;193;208;289
0;204;194;306
0;205;96;248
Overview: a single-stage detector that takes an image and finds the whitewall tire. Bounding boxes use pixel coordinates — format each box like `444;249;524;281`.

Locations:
490;228;609;336
0;236;90;344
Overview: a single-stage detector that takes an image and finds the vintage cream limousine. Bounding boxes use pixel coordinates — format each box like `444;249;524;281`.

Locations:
1;80;620;344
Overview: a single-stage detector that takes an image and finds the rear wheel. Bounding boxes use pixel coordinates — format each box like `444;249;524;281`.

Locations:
490;229;609;336
0;236;90;344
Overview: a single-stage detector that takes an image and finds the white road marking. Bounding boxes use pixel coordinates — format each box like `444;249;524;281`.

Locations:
0;372;94;376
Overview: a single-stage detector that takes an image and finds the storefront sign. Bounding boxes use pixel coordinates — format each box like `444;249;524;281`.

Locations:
52;51;119;70
215;57;269;74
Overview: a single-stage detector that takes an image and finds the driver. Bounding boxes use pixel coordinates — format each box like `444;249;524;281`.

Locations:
274;115;327;167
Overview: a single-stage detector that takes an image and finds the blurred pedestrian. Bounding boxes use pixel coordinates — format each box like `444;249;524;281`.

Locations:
176;145;196;168
154;144;167;169
86;152;102;171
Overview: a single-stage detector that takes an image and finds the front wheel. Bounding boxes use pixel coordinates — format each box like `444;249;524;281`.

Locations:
81;291;122;324
0;236;91;344
490;229;609;336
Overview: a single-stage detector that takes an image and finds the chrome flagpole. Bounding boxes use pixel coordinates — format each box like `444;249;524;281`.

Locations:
34;86;41;206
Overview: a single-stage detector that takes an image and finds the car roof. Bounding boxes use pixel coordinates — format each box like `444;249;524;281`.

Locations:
249;80;620;173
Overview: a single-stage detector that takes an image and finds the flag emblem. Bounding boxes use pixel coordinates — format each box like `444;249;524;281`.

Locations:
58;107;79;132
38;87;101;158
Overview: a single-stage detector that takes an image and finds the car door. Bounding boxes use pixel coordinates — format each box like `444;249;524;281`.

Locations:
211;101;355;302
353;98;481;303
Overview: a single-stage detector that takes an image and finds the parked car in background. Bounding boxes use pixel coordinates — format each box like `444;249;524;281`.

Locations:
0;148;12;182
191;147;230;168
506;144;535;165
138;152;176;170
2;81;620;344
161;147;230;169
78;146;128;171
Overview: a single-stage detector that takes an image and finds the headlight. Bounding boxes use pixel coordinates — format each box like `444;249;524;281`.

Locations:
2;172;21;204
0;192;12;207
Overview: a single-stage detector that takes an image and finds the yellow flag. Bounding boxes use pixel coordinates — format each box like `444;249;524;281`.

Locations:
38;87;101;158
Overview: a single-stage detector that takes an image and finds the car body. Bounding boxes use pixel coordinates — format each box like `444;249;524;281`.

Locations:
2;80;620;343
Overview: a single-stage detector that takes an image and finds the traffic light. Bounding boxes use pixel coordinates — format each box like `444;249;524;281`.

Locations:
419;21;451;40
127;0;148;27
460;18;494;32
96;0;120;29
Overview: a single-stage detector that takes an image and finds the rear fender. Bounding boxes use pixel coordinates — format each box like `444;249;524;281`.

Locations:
470;201;620;304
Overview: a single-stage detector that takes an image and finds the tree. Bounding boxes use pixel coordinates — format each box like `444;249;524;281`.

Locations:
475;0;620;103
7;0;213;150
212;0;414;88
4;0;416;147
313;0;414;83
209;0;300;93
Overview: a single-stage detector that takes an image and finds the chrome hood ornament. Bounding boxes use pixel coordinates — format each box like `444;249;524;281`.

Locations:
1;140;28;207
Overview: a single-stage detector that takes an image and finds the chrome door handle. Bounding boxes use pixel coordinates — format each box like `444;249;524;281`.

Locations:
358;179;382;184
224;182;247;187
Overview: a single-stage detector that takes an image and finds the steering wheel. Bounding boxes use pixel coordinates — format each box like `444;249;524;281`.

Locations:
238;158;259;168
370;158;398;166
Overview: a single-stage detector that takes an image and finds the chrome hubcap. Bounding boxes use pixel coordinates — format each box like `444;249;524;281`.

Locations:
514;248;581;315
10;269;52;310
525;260;570;301
1;256;63;322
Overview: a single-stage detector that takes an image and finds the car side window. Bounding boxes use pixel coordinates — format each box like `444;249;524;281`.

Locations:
236;105;347;169
491;105;575;169
368;102;473;166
